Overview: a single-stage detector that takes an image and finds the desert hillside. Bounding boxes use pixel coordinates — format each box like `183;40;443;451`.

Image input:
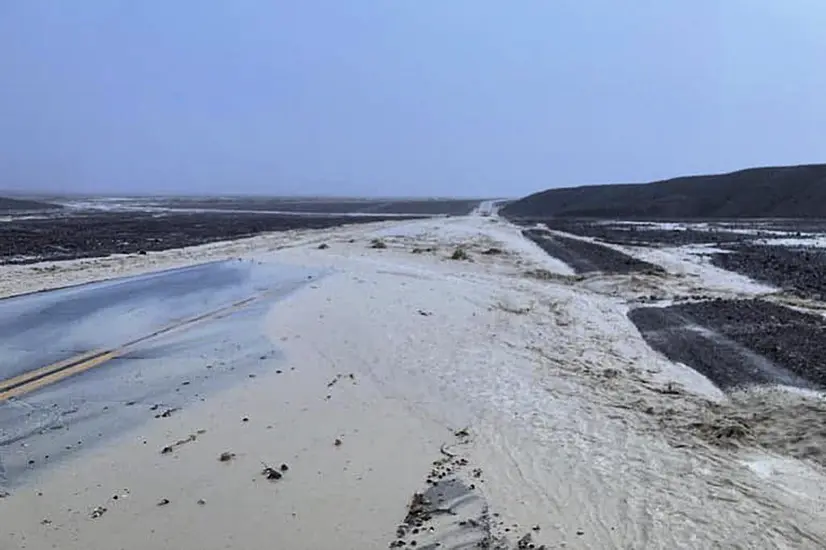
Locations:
502;164;826;219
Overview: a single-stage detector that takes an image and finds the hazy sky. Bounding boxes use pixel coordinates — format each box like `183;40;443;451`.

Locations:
2;1;825;197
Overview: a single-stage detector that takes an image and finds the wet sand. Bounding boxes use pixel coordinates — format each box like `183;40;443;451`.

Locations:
1;215;826;548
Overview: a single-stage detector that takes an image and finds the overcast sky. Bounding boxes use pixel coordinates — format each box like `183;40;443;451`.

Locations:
1;1;825;197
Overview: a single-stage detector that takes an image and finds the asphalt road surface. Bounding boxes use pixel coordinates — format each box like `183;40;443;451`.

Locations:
0;260;320;487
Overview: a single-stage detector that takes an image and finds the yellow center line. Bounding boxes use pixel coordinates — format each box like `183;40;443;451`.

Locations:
0;349;105;393
0;290;273;402
0;351;120;401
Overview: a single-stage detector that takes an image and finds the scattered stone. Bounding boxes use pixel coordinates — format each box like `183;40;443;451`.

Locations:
197;499;206;506
156;407;178;419
160;433;198;455
317;243;330;250
157;498;170;506
517;533;533;549
417;309;432;317
90;506;107;519
219;451;236;462
261;464;283;481
370;238;388;249
242;417;249;422
334;438;343;447
280;463;289;472
41;518;52;525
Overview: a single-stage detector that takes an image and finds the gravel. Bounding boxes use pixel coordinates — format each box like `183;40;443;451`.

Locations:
521;229;664;275
712;245;826;300
518;219;748;247
0;211;425;265
629;299;826;391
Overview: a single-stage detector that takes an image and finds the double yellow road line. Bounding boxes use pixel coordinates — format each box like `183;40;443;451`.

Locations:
0;292;269;402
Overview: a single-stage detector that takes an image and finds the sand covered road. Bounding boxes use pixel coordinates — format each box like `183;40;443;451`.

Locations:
1;215;826;549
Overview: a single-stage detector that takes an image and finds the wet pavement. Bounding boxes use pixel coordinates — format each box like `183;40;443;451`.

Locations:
0;260;320;486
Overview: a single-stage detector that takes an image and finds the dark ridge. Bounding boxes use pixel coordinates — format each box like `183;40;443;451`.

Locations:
502;164;826;220
629;299;826;391
0;197;61;213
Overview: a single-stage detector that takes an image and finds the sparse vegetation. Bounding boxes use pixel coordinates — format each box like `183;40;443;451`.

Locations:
411;246;436;254
450;247;470;261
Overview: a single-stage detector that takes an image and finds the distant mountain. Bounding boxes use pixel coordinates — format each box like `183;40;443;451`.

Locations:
0;197;61;213
501;164;826;219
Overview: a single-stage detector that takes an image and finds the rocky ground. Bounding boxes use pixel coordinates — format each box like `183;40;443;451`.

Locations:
516;219;826;394
518;219;747;247
0;211;425;264
142;197;482;216
521;228;663;274
712;245;826;301
629;299;826;391
517;218;826;302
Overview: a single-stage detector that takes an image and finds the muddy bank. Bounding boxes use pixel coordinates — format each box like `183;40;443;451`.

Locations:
629;299;826;391
521;228;663;274
0;211;424;264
